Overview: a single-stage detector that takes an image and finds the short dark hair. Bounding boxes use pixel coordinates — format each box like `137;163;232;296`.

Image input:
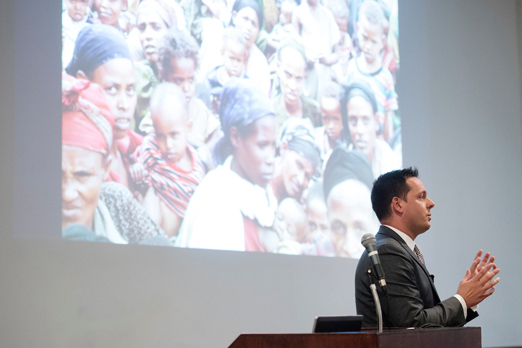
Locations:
371;167;418;221
159;29;199;81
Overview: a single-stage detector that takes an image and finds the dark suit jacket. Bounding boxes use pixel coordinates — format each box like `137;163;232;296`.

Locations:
355;226;478;328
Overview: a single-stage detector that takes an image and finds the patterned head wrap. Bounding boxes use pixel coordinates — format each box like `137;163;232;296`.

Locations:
65;24;133;77
62;73;115;155
280;118;322;179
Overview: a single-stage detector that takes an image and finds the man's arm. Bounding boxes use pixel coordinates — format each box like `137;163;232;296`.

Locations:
380;248;468;327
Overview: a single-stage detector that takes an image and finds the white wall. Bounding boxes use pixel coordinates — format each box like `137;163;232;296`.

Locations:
0;0;520;347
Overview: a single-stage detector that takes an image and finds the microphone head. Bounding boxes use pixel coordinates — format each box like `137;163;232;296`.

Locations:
361;233;376;248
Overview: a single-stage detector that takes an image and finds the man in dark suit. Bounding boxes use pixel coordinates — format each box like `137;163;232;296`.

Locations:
355;168;500;328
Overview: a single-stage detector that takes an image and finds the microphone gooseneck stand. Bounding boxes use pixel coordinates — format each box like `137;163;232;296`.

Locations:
367;268;383;333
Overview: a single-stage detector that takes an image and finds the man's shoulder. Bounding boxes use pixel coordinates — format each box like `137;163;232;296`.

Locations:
376;228;408;254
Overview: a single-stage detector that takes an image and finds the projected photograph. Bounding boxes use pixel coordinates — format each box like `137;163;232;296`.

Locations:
61;0;401;258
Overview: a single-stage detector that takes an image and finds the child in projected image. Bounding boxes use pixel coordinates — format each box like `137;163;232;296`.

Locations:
327;0;355;84
206;27;249;114
341;80;400;179
346;0;397;142
266;0;297;54
306;181;334;256
314;81;343;168
271;198;314;255
62;0;91;67
140;29;221;168
134;83;206;240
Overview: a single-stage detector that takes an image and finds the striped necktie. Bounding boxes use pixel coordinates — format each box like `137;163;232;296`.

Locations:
414;244;425;265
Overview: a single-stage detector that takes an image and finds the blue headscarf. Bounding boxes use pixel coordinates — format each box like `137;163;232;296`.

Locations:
66;24;132;77
213;78;274;164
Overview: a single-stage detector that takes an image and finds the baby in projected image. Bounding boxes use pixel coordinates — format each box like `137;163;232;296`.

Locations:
292;0;340;98
347;0;397;142
327;0;355;84
134;83;206;240
271;198;311;255
141;29;221;167
341;80;400;179
323;147;378;258
266;0;297;54
207;27;249;114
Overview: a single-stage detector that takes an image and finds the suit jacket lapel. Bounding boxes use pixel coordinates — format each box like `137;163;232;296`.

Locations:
377;226;440;301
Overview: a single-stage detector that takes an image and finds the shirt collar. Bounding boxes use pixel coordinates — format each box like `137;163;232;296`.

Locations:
383;225;416;252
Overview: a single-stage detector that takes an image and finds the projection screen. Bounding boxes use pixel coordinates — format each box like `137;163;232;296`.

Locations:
60;0;401;258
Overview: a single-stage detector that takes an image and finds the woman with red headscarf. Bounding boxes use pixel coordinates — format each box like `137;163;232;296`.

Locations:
62;73;169;245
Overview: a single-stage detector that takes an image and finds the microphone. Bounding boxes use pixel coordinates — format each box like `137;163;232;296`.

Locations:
361;233;387;294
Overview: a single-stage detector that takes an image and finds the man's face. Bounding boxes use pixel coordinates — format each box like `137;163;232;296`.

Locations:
137;6;169;63
91;58;137;141
307;198;330;240
320;96;342;142
62;145;108;230
401;177;435;237
167;57;196;104
233;7;260;48
356;16;384;64
278;47;306;108
152;98;190;164
327;179;378;258
65;0;89;22
233;116;277;188
223;40;246;77
280;148;314;200
94;0;127;28
347;95;378;162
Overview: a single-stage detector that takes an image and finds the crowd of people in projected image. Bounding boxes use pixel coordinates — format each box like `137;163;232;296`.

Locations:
61;0;401;258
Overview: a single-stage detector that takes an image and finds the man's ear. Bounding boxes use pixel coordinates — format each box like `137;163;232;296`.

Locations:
391;196;403;214
76;70;88;80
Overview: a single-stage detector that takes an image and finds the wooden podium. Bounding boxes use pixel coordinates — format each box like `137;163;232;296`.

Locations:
229;327;481;348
